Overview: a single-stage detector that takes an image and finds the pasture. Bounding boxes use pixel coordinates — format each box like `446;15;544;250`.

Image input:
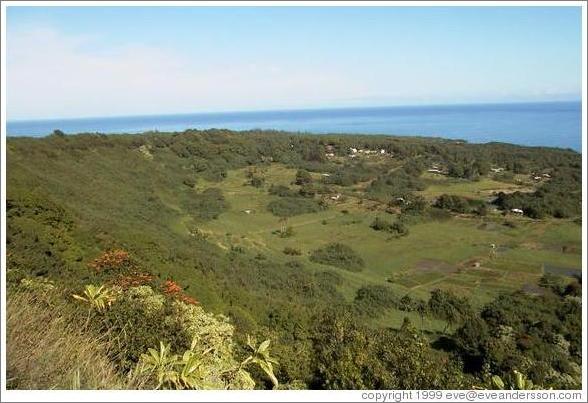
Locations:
189;164;581;326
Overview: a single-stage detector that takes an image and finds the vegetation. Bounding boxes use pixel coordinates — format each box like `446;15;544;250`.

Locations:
434;194;484;214
493;169;581;218
267;197;325;217
310;243;365;272
6;128;581;390
370;217;409;237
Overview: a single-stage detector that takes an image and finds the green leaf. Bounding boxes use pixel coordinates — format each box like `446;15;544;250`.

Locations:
491;375;505;390
257;339;271;353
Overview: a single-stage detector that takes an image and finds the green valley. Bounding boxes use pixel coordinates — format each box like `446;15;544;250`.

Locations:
6;129;582;390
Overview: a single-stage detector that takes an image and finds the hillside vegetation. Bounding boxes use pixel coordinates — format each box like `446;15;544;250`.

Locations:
6;129;582;389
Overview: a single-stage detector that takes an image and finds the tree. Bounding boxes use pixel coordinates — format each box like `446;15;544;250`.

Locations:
454;318;490;372
312;311;469;389
428;289;472;331
295;169;313;185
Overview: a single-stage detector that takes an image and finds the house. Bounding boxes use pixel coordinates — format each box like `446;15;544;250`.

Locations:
491;167;504;173
325;144;335;152
380;149;386;154
330;194;341;201
511;208;524;214
533;176;542;181
325;153;335;158
427;168;443;174
349;147;358;154
321;173;331;177
542;173;551;178
244;209;252;214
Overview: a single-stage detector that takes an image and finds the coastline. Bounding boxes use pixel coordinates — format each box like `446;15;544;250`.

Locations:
6;101;581;152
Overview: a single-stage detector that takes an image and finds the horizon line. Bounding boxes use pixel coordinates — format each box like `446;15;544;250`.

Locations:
7;98;581;123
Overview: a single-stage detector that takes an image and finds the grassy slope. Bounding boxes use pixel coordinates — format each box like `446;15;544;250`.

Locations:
7;134;582;332
6;290;133;389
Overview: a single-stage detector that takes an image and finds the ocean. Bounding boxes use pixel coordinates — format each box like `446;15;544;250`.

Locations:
6;101;582;151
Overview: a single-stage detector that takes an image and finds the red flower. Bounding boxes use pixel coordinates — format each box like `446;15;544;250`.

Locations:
163;279;182;295
88;249;133;273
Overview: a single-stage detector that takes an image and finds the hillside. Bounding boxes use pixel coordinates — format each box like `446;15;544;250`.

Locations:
6;129;582;389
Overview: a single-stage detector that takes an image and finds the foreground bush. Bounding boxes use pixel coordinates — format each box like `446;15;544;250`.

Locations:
96;285;277;389
7;280;279;390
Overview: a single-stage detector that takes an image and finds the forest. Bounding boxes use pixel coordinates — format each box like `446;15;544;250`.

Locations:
5;128;582;390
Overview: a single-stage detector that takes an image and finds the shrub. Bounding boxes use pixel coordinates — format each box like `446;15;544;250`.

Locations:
434;194;472;213
267;197;325;217
366;166;426;201
182;178;196;188
354;285;399;317
298;184;316;198
283;247;302;256
370;217;409;237
103;286;233;374
135;335;278;390
401;196;428;216
111;272;154;290
268;184;298;197
88;249;135;274
398;294;427;312
250;176;265;188
295;169;312;185
310;243;364;272
184;188;229;220
428;289;472;329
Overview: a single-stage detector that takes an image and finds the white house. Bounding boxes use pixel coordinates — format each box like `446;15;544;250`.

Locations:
511;208;524;214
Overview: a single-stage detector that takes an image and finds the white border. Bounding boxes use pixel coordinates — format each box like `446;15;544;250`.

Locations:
1;1;586;402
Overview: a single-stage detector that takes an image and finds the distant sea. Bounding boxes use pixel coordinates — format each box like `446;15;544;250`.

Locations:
7;101;582;151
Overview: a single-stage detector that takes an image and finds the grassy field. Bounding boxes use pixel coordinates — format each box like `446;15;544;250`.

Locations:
190;164;581;325
417;172;534;200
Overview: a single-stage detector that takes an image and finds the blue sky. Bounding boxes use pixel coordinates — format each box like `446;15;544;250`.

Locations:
6;6;583;120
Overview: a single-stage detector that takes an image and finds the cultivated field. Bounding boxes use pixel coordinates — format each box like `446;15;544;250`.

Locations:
182;164;582;328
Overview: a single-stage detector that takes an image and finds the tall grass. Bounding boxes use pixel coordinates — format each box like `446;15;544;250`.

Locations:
6;290;133;389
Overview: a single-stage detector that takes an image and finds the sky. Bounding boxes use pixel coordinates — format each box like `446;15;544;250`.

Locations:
5;5;583;120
